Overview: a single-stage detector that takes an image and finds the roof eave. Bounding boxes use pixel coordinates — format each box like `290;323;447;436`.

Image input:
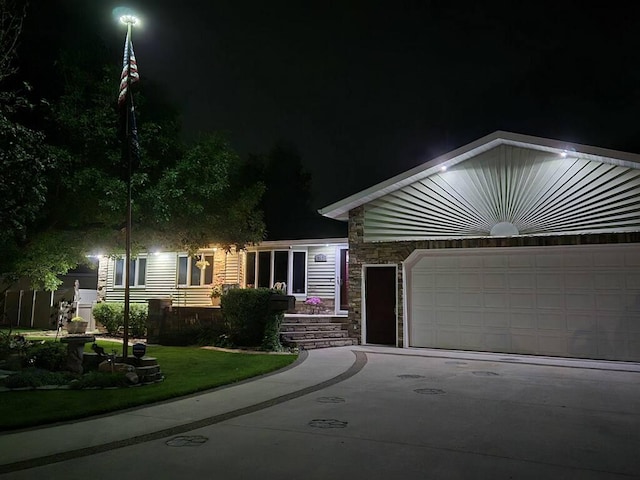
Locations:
318;130;640;221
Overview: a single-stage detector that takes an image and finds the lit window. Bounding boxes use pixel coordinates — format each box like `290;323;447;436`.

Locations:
177;254;214;286
114;257;147;287
244;250;307;295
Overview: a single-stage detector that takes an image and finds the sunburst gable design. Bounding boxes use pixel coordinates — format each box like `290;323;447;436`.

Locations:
364;144;640;241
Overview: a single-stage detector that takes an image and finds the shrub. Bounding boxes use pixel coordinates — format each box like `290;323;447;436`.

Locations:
3;368;74;388
93;303;123;335
30;342;67;371
69;371;129;389
92;303;148;337
129;304;148;337
222;288;284;350
261;312;285;351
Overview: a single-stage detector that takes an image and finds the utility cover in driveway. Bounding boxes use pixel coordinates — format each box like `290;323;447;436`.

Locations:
406;244;640;362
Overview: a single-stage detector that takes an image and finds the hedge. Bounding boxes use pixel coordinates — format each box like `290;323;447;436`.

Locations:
92;303;148;337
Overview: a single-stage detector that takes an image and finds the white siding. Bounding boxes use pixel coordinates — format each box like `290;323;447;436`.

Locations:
307;246;337;299
364;145;640;242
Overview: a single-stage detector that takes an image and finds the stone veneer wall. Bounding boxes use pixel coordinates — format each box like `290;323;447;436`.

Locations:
348;205;640;348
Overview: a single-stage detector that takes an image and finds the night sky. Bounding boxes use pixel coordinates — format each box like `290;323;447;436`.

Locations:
22;1;640;210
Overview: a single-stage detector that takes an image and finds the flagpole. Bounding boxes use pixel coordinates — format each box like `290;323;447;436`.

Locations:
121;17;135;359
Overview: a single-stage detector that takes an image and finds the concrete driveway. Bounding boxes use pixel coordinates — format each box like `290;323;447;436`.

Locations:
1;346;639;479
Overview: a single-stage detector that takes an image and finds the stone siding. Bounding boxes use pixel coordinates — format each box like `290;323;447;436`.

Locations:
348;205;640;347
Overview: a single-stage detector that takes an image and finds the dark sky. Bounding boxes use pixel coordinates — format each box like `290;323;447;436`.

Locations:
23;1;640;209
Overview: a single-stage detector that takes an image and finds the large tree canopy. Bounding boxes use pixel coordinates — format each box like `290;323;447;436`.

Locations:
0;5;265;291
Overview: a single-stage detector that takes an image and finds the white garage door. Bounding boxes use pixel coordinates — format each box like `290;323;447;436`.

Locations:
407;244;640;361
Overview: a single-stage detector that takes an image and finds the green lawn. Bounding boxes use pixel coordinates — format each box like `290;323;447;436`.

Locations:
0;337;297;431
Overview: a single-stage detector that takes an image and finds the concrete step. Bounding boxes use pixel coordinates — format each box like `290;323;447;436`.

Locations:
282;330;351;341
280;323;345;332
288;338;358;349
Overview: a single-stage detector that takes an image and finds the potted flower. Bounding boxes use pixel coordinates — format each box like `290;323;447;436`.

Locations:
210;284;223;306
67;316;89;334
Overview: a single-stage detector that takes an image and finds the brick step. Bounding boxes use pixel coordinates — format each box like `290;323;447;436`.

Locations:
282;330;350;340
280;323;345;332
288;338;358;349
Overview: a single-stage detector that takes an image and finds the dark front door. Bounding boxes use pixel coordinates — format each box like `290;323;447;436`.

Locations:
365;266;396;345
339;248;349;311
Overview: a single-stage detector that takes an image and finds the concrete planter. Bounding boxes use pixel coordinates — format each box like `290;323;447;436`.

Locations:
66;321;88;334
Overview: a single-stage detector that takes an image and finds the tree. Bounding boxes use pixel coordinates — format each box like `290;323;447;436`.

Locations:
1;19;265;291
245;142;346;240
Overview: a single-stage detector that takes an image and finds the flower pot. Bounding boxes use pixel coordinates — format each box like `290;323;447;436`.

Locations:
66;321;88;334
210;297;221;307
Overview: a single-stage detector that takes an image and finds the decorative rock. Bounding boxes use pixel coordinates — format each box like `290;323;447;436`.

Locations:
125;372;139;385
99;361;135;373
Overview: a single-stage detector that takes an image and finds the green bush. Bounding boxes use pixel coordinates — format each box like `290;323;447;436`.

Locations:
3;368;75;388
129;304;148;337
92;303;148;337
222;288;284;350
261;312;285;351
92;303;122;335
30;342;67;371
69;371;129;389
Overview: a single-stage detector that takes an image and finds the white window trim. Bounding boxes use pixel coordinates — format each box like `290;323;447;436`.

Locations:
244;248;308;298
177;253;215;287
114;256;147;288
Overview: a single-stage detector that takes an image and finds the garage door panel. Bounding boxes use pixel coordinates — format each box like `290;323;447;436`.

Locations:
483;273;507;289
536;273;564;289
484;293;508;308
510;293;535;309
483;255;508;268
436;329;459;347
627;273;640;288
538;315;566;330
595;294;626;311
507;272;535;288
460;274;482;288
460;292;483;307
629;318;640;333
484;332;510;349
408;244;640;361
594;252;625;267
436;273;458;288
459;312;483;327
536;293;564;309
511;334;538;353
566;314;597;332
435;310;459;326
538;335;568;355
566;293;595;310
568;335;598;357
565;273;594;289
594;272;624;290
482;311;510;327
596;315;627;332
460;330;484;348
511;312;537;328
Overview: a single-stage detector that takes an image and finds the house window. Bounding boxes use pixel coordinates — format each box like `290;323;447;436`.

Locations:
244;250;307;295
245;252;256;287
114;257;147;287
177;254;214;286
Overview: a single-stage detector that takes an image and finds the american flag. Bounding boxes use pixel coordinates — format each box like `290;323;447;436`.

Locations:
118;28;139;106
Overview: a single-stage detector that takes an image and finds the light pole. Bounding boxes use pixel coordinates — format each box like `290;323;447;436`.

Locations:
119;12;139;359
